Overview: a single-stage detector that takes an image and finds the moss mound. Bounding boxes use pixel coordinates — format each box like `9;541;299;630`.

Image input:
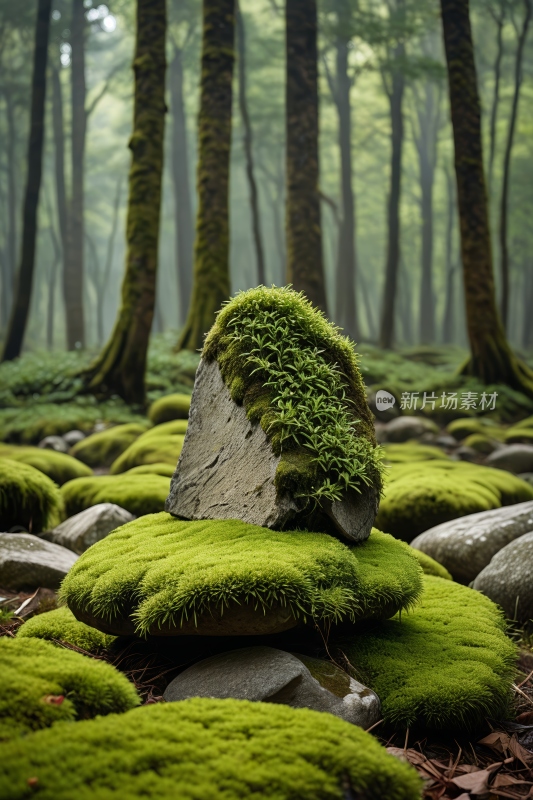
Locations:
375;460;533;541
334;576;516;732
410;548;452;580
504;426;533;443
124;462;175;477
0;459;63;532
148;393;191;424
382;444;450;463
110;434;185;474
17;606;116;653
0;637;139;741
446;418;505;442
60;514;421;637
0;444;92;485
70;423;150;467
141;419;189;438
0;698;422;800
61;474;170;517
463;433;497;454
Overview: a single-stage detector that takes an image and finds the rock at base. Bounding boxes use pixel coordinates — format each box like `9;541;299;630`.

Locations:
163;646;380;729
485;444;533;474
382;416;437;443
38;436;68;453
473;532;533;623
0;533;78;591
42;503;135;555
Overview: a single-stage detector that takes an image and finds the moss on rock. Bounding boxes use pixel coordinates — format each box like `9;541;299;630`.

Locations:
334;575;516;732
0;444;92;486
70;423;150;467
0;637;139;741
61;474;170;517
0;459;64;532
124;462;175;477
148;393;191;424
463;433;497;454
17;606;116;653
382;444;450;464
410;548;452;580
109;421;187;473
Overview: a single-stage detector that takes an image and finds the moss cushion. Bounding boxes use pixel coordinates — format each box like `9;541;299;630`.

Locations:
124;462;176;477
0;459;64;532
410;549;452;580
0;444;92;485
0;637;139;741
17;606;116;653
148;393;191;424
60;514;423;637
109;422;187;474
382;444;450;464
61;474;171;518
0;698;422;800
375;460;533;541
70;423;150;467
334;576;516;732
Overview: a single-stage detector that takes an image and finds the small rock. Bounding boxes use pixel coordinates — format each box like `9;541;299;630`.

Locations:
383;416;437;443
163;646;380;729
41;503;135;555
410;500;533;583
518;472;533;487
38;436;68;454
63;430;86;447
435;435;457;449
452;445;479;463
485;444;533;474
0;533;77;591
473;532;533;623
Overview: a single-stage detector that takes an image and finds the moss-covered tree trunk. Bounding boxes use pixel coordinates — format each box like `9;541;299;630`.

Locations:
285;0;328;315
82;0;166;405
440;0;533;395
177;0;235;352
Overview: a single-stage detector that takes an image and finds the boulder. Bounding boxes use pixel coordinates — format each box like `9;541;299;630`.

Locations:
163;646;380;729
0;533;77;591
485;444;533;474
165;359;378;542
473;532;533;623
41;503;135;555
410;500;533;583
382;416;437;443
452;445;479;463
63;430;86;447
38;435;68;453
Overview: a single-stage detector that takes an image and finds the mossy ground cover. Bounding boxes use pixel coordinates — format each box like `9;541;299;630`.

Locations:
334;576;517;733
375;460;533;541
70;423;150;467
124;462;175;477
148;392;191;424
17;606;116;653
0;637;139;741
61;474;170;517
0;459;64;532
0;444;92;485
109;420;187;473
60;514;422;637
0;698;422;800
410;548;452;580
382;444;450;464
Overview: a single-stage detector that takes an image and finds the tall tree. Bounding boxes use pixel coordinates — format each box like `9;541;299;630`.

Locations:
51;63;68;260
487;1;505;196
285;0;328;313
442;164;457;343
2;0;52;361
177;0;235;351
499;0;531;330
83;0;167;403
440;0;533;393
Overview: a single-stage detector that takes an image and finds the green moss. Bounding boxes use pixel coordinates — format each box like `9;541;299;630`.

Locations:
410;548;452;580
110;434;185;473
463;433;497;453
124;462;175;477
202;286;383;508
60;514;421;637
504;426;533;443
148;393;191;424
0;444;92;486
61;475;171;517
382;444;450;464
141;419;188;438
446;417;506;441
17;606;116;653
334;576;517;732
375;460;533;542
70;423;150;467
0;637;139;741
0;698;423;800
0;459;64;532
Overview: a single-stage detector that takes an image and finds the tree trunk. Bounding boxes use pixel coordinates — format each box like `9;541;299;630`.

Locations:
488;4;504;196
440;0;533;394
83;0;167;404
523;260;533;349
379;43;405;349
177;0;235;352
442;167;456;343
285;0;327;313
499;0;531;331
236;4;265;287
51;64;68;257
1;0;52;362
4;88;17;324
64;0;86;350
169;46;194;326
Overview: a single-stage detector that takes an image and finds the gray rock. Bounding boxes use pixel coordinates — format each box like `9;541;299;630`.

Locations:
165;359;378;542
38;435;68;453
41;503;135;555
410;500;533;583
484;444;533;474
383;416;437;443
0;533;77;591
163;646;380;729
435;435;457;449
63;430;86;447
473;532;533;623
518;473;533;487
452;445;479;463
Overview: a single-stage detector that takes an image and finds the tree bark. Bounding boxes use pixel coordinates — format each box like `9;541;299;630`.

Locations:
236;3;265;286
51;64;68;257
177;0;235;352
169;46;194;326
488;3;505;196
523;260;533;349
442;165;456;343
4;88;17;324
83;0;167;404
499;0;531;331
1;0;52;362
285;0;327;313
440;0;533;394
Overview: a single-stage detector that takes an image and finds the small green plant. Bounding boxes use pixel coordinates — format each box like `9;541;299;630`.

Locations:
0;609;14;625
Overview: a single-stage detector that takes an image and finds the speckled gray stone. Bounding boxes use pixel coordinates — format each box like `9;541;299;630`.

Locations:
42;503;134;554
473;532;533;622
0;533;78;590
484;444;533;474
